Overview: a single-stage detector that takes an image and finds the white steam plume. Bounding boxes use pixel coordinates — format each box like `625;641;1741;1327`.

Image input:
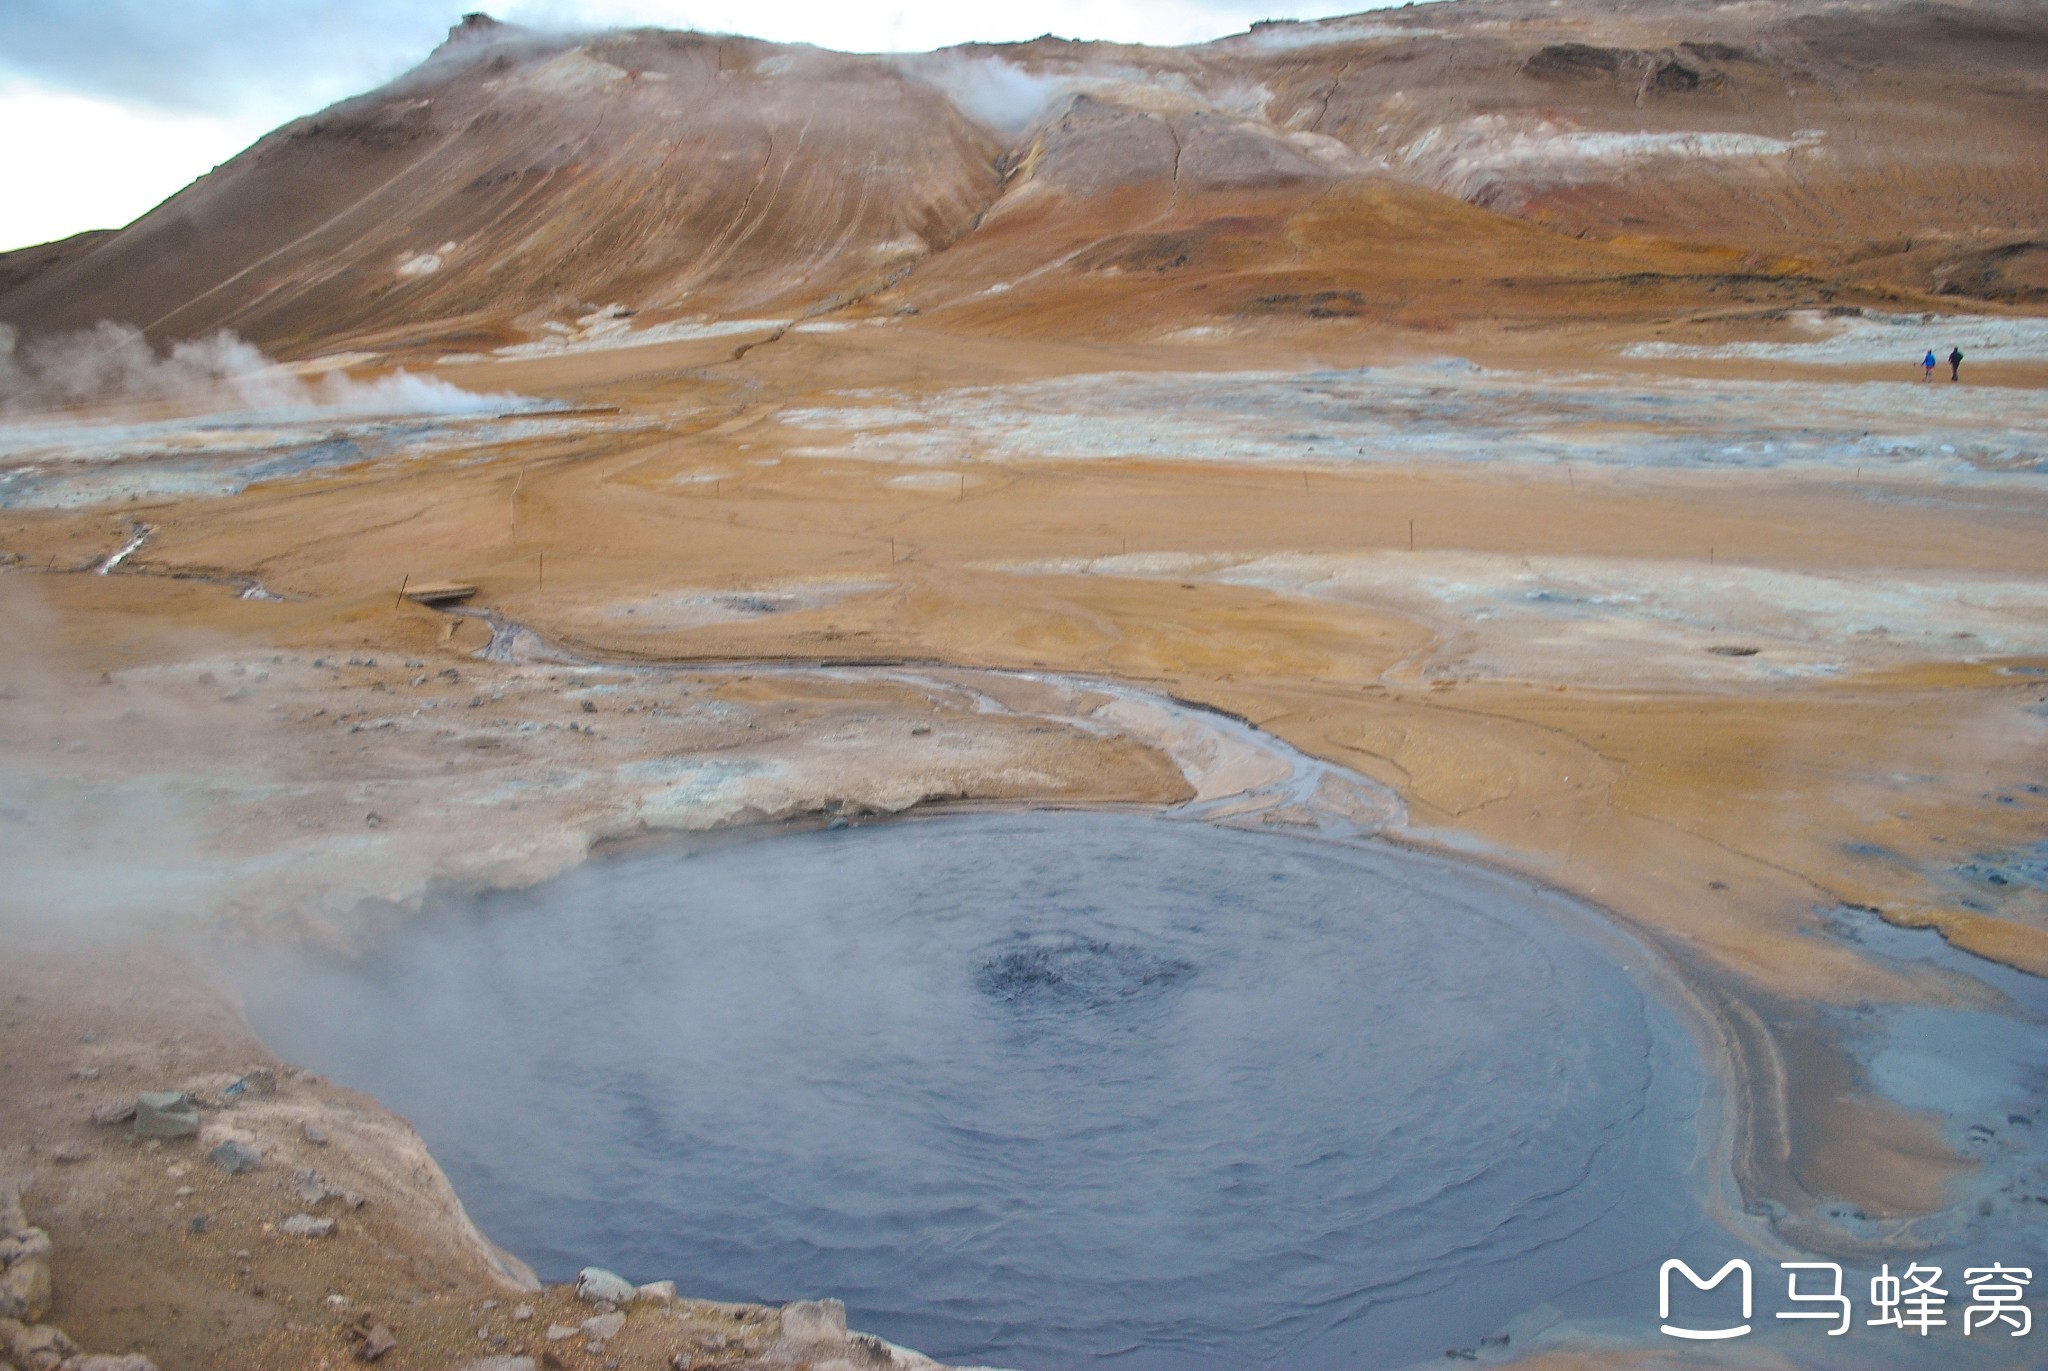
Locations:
900;53;1270;138
900;54;1078;136
0;321;528;419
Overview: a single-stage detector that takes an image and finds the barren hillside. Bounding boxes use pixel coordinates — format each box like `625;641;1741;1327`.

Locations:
3;0;2045;355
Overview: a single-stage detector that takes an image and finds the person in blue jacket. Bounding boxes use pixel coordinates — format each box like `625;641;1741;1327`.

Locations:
1922;349;1937;380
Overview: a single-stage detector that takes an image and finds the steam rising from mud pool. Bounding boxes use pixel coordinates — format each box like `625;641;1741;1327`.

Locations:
244;813;1741;1369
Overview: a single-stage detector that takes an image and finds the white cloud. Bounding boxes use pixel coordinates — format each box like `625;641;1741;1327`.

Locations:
0;80;274;251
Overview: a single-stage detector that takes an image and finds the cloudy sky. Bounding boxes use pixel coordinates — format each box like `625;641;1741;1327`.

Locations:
0;0;1400;253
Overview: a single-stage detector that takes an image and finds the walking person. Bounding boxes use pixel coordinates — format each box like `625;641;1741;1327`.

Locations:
1922;349;1937;381
1948;346;1963;382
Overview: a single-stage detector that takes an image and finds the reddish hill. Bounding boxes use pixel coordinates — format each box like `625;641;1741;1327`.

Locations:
3;0;2043;354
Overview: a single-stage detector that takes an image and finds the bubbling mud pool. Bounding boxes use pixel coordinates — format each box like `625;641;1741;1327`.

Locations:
244;811;1750;1369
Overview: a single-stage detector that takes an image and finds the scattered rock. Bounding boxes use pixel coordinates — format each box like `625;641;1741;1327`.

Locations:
348;1316;397;1363
71;1356;160;1371
510;1304;533;1322
2;1321;77;1370
292;1168;331;1206
49;1146;86;1166
301;1122;330;1146
457;1359;536;1371
580;1312;625;1342
223;1068;276;1099
779;1298;848;1342
574;1268;637;1304
89;1101;136;1128
206;1140;262;1175
634;1280;677;1304
279;1214;336;1238
1705;644;1760;657
1;1254;53;1323
68;1068;100;1082
132;1093;199;1139
544;1325;580;1341
0;1234;51;1271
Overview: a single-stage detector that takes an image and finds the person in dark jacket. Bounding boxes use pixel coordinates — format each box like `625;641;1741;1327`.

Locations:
1949;347;1964;382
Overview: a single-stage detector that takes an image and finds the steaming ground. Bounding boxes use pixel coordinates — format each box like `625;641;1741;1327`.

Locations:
0;411;636;510
0;324;599;510
0;322;525;417
2;309;2046;1370
0;580;1194;938
2;260;2046;1371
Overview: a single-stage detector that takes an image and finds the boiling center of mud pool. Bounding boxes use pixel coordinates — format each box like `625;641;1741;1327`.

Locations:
245;812;1742;1369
